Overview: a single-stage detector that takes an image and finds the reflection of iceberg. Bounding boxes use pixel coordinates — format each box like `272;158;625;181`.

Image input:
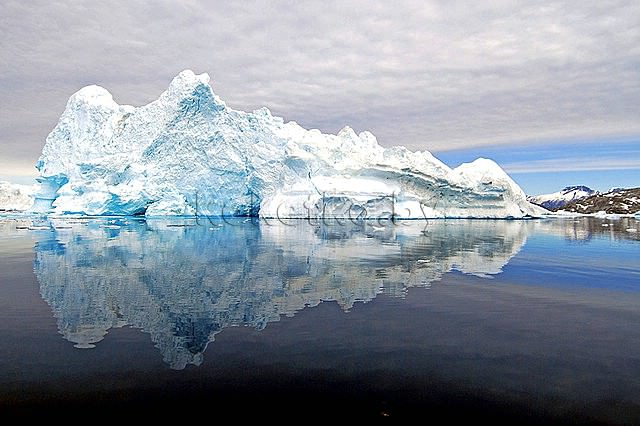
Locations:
33;218;532;369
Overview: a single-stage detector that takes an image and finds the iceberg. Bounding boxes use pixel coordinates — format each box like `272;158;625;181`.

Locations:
0;181;37;211
33;70;547;219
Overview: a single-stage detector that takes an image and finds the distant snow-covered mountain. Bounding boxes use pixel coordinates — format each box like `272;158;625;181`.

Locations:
527;185;596;211
558;187;640;215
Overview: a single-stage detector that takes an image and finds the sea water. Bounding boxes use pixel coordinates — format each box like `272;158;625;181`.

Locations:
0;215;638;422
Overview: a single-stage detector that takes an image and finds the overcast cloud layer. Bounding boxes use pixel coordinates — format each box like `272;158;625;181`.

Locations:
1;0;639;178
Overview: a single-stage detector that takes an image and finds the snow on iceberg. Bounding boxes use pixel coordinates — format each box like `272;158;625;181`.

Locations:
33;69;547;219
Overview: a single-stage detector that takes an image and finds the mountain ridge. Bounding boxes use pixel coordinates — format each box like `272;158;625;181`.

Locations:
558;187;640;215
527;185;596;211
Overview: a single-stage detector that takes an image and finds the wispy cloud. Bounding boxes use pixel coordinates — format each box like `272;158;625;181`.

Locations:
504;157;640;174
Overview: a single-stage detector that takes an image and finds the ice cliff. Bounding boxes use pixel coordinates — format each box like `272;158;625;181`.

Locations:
33;70;546;218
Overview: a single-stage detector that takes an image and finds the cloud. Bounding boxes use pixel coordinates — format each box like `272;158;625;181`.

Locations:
1;0;639;178
503;157;640;174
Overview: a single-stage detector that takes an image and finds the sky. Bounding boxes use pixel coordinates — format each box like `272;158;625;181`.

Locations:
0;0;638;195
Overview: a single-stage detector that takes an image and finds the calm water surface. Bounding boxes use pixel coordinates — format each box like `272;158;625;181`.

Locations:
0;215;639;422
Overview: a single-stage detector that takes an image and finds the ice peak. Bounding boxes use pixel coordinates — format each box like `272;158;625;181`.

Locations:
466;157;501;169
455;157;505;178
162;69;225;112
254;106;273;117
70;85;117;108
338;125;356;136
169;69;211;89
337;126;360;145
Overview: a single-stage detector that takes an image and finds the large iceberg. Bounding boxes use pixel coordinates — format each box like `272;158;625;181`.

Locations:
33;70;546;219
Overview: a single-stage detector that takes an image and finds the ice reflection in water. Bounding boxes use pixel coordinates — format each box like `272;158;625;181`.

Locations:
27;216;637;369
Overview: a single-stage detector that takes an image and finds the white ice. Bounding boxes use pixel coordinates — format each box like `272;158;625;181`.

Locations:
32;70;547;219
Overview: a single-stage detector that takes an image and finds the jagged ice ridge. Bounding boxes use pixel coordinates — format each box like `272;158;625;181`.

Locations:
33;70;546;218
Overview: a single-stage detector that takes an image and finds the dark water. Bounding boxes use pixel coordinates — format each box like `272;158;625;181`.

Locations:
1;215;639;422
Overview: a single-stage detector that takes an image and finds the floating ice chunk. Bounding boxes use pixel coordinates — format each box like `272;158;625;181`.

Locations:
0;181;38;211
